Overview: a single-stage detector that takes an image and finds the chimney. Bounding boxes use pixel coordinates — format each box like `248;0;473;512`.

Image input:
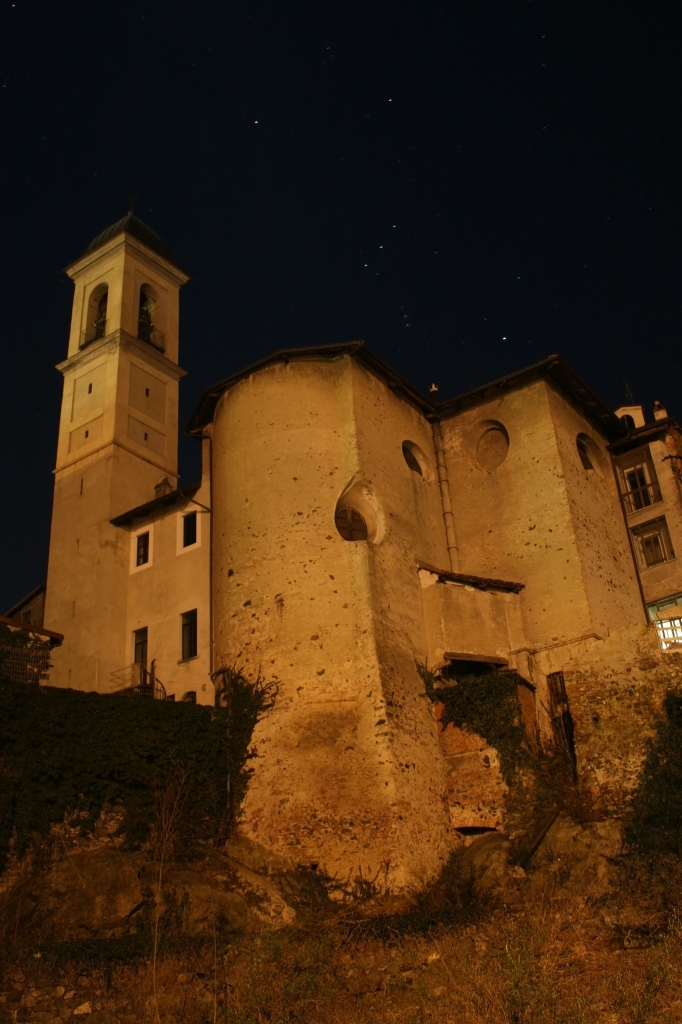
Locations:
154;477;173;499
653;401;668;422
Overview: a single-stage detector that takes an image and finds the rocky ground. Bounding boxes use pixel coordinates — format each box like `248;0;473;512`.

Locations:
1;813;681;1023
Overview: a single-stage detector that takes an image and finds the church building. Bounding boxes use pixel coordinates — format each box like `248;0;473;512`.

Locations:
30;215;682;887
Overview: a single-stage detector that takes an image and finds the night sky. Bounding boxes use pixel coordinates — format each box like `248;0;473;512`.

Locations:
1;1;680;612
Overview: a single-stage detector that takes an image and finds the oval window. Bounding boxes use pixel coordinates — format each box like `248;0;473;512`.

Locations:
477;424;509;472
402;442;423;476
335;506;368;541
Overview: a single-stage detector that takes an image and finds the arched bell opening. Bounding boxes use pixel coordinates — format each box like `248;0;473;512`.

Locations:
82;283;109;348
137;284;165;351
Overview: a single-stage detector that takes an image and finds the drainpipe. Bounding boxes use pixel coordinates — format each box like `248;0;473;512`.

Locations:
431;417;459;572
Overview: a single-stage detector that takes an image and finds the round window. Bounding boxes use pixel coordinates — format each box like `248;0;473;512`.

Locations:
335;506;368;541
477;423;509;472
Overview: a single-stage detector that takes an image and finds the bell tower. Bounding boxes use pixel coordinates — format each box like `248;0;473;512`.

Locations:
44;215;190;692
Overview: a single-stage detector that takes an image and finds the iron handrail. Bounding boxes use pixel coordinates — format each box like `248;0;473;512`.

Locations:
623;481;662;514
137;321;166;352
80;318;107;349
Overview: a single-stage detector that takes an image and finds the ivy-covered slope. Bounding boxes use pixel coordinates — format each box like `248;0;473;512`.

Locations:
0;672;272;870
627;690;682;857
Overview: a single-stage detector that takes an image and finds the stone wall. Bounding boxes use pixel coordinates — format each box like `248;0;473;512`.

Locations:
560;624;682;811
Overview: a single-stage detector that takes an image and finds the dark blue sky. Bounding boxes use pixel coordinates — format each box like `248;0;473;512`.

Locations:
1;0;680;610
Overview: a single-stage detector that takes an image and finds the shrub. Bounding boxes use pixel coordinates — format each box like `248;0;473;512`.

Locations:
0;668;274;869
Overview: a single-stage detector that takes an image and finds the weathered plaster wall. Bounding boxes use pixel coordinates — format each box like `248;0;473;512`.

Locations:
347;360;461;882
545;386;643;638
418;572;523;668
440;381;642;656
210;355;453;888
440;381;591;652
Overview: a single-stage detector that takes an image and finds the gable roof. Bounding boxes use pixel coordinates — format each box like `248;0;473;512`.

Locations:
437;355;627;441
185;343;626;441
185;342;436;435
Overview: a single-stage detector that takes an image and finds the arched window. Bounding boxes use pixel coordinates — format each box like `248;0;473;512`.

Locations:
577;436;594;471
81;284;109;348
335;506;368;541
138;290;153;343
620;414;636;430
94;291;107;339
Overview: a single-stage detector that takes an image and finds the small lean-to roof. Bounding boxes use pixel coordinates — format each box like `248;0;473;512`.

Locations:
608;417;679;455
0;614;63;647
418;562;524;594
110;483;201;528
438;354;627;441
186;341;436;435
77;213;184;271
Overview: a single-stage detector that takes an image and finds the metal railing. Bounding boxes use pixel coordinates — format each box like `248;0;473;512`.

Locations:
80;318;107;349
137;321;166;352
0;642;51;685
110;660;167;700
622;481;662;514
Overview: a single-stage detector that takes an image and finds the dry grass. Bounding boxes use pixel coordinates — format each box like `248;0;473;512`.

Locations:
13;873;682;1024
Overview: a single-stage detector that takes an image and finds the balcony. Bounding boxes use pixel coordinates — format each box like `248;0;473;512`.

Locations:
137;320;166;353
622;481;662;515
80;318;107;349
111;662;167;700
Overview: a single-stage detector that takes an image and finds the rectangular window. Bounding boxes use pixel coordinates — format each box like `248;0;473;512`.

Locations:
136;532;150;566
134;627;148;667
655;616;682;652
183;511;197;547
181;609;198;660
631;516;675;570
616;448;662;514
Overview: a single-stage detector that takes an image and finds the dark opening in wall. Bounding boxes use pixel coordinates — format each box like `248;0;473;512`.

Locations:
547;671;577;775
181;609;198;660
183;512;197;547
402;441;423;476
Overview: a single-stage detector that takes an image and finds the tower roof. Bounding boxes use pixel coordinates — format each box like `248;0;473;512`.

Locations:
81;213;181;267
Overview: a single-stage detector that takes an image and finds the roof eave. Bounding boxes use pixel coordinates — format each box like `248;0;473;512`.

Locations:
110;483;201;527
185;341;437;435
438;355;626;441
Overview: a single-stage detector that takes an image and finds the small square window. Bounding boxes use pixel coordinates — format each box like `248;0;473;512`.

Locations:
136;532;150;566
181;609;198;660
183;512;197;547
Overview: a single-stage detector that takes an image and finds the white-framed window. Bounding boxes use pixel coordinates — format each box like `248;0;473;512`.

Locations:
130;524;154;573
630;516;675;571
654;616;682;652
176;508;201;554
616;447;662;514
